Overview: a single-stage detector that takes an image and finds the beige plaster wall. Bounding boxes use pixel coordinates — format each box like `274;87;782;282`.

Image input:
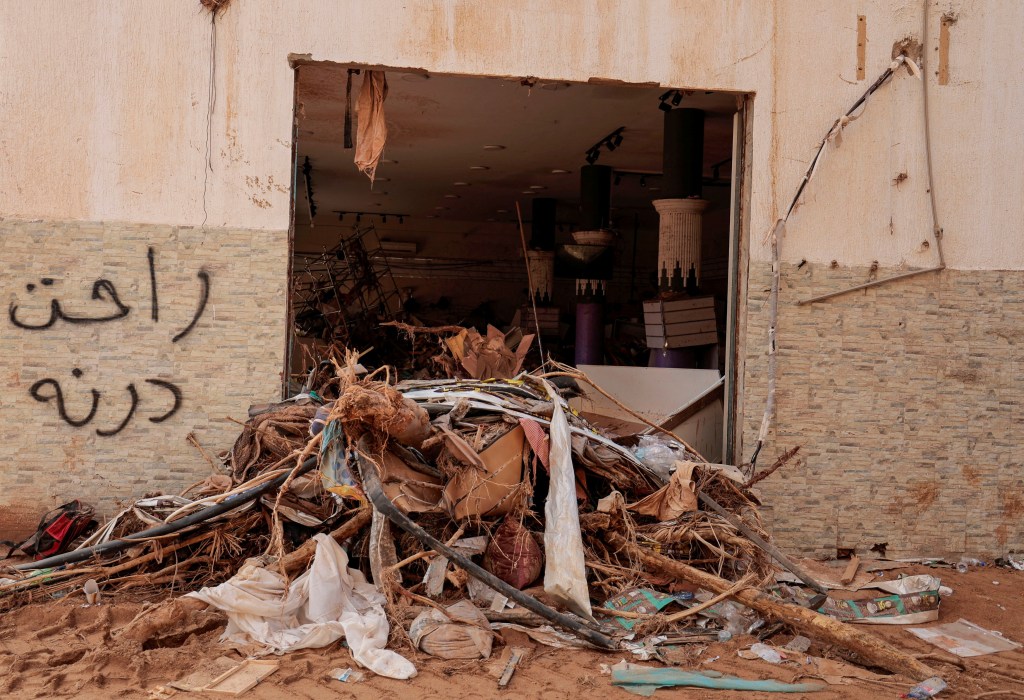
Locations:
1;1;1021;550
2;1;1019;270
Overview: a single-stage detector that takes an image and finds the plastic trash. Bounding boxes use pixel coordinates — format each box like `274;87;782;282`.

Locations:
611;663;826;695
540;380;592;618
631;435;692;483
186;534;416;679
904;676;947;699
328;668;365;683
719;600;764;636
1005;553;1024;571
409;600;493;660
959;557;986;567
83;579;100;605
748;643;783;664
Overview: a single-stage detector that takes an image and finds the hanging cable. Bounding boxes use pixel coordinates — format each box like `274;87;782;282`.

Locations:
747;53;929;470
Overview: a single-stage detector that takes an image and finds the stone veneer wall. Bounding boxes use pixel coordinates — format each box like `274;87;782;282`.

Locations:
742;261;1024;559
0;218;288;537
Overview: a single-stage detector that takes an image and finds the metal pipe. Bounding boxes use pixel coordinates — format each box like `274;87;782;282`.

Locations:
795;265;943;306
698;491;828;603
16;456;319;571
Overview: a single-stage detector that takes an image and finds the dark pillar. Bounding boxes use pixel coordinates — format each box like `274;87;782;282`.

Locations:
662;108;704;200
530;197;557;250
579;165;612;231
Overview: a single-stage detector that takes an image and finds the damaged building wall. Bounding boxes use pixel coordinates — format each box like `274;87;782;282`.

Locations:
0;220;287;531
740;1;1024;558
0;0;1021;554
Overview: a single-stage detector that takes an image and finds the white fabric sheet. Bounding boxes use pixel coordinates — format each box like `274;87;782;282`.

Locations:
187;534;415;679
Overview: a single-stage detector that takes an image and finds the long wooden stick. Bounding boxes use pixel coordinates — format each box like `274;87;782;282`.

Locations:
605;531;936;681
515;201;546;362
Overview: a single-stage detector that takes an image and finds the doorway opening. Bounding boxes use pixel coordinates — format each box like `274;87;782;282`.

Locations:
287;64;748;462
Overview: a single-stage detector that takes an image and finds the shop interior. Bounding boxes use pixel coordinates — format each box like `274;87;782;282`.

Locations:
289;64;745;460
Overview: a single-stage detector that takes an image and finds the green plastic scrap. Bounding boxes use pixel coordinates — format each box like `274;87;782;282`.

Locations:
611;667;826;696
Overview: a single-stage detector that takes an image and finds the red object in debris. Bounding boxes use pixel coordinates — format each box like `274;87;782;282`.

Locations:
2;501;96;560
483;517;544;590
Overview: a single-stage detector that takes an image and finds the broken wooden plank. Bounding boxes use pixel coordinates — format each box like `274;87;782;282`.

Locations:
856;15;867;81
498;647;527;688
840;555;861;586
204;659;279;695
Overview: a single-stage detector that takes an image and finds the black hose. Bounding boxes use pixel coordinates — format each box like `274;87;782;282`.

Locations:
16;456;319;572
354;437;618;650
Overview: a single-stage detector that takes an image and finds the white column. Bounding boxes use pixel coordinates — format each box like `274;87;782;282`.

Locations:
526;250;555;302
653;198;710;291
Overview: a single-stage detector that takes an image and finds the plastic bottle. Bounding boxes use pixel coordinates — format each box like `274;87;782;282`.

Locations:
904;676;947;699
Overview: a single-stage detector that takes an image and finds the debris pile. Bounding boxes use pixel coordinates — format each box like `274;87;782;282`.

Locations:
2;336;996;693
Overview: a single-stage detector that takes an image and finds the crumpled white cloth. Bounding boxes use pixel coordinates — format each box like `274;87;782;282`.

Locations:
187;533;416;679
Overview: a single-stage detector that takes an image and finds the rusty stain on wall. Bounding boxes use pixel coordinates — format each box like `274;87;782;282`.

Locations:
909;481;939;509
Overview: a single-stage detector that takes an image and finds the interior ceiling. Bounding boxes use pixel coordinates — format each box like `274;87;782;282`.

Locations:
295;65;739;227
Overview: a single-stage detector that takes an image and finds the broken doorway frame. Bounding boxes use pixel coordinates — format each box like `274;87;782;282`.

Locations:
723;97;752;466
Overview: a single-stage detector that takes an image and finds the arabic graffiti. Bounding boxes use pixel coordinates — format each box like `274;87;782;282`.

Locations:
9;278;130;329
172;270;210;343
9;247;208;437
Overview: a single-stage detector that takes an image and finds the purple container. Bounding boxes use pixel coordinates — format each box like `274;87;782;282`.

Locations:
575;302;603;365
649;348;691;368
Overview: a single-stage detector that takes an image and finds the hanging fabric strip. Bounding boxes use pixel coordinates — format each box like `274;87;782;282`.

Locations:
354;70;389;183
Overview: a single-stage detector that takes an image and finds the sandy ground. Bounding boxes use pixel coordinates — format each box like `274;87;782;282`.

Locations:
1;565;1022;699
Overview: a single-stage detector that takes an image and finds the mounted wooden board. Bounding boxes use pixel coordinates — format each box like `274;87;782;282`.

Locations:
642;307;716;326
642;297;715;313
643;297;718;349
646;331;719;349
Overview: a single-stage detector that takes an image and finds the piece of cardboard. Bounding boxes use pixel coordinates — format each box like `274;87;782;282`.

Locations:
380;449;444;513
444;426;525;520
446;326;535;380
908;618;1022;657
627;461;698;521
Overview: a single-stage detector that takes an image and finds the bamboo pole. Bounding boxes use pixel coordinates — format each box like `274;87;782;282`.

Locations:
605;531;936;681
